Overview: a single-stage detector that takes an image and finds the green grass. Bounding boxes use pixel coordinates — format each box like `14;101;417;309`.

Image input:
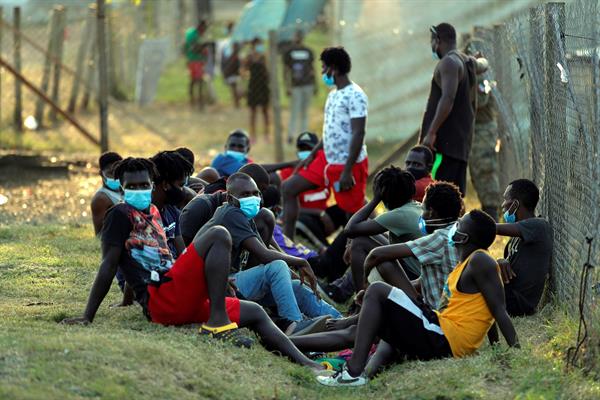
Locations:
1;224;600;399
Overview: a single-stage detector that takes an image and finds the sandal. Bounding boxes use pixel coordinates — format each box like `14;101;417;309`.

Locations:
199;322;254;349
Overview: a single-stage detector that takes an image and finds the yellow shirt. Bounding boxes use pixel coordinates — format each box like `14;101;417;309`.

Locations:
436;249;500;357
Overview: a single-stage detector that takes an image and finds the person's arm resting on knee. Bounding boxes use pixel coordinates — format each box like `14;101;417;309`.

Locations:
243;237;320;297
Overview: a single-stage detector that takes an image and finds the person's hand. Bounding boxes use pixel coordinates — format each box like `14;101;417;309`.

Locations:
110;300;133;308
353;289;366;307
298;260;321;300
292;152;315;174
60;316;90;326
497;258;516;284
364;248;382;274
342;240;353;265
337;170;355;192
326;317;353;331
226;277;238;297
421;132;437;151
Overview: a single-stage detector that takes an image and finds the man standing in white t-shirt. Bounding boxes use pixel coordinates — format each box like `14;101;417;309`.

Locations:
282;46;368;239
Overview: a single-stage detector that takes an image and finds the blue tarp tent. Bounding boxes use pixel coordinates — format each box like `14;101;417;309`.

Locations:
231;0;286;43
278;0;326;42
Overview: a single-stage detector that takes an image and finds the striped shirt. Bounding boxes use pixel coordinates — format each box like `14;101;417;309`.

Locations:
405;226;459;309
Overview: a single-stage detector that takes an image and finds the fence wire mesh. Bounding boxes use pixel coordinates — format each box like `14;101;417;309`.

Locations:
483;0;599;369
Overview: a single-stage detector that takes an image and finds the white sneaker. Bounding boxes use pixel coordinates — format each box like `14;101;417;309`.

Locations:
316;367;368;387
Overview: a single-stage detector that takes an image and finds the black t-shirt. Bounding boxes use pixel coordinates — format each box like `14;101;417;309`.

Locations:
101;203;174;309
179;192;225;245
196;204;261;273
503;217;553;315
159;204;181;258
284;45;315;87
419;51;476;162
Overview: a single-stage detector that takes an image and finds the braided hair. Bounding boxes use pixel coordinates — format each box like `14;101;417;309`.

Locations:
373;165;416;210
113;157;157;183
150;150;194;184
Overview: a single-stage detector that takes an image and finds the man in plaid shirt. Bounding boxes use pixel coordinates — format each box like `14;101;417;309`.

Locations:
364;181;464;309
289;182;465;354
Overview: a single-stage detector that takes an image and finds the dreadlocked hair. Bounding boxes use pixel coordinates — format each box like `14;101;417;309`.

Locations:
113;157;157;182
423;181;464;219
373;165;416;210
150;150;194;184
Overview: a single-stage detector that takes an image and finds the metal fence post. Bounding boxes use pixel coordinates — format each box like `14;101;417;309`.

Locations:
13;6;22;131
34;6;61;127
49;6;66;123
68;4;95;113
97;0;109;152
268;29;284;162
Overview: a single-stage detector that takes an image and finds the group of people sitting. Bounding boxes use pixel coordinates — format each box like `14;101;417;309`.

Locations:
63;126;553;386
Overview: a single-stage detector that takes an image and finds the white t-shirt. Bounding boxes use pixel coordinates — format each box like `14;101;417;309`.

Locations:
322;82;368;165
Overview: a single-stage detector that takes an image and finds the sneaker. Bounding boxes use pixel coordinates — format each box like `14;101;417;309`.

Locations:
199;323;254;349
316;366;368;387
288;315;330;337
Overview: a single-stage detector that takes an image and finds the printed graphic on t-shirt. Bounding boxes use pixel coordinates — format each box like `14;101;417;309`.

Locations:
125;207;174;273
323;83;368;164
506;237;521;261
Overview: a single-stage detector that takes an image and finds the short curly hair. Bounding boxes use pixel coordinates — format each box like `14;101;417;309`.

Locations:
113;157;157;183
423;181;464;219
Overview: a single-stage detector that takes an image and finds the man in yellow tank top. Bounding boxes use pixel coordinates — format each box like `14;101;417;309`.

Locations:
317;210;519;387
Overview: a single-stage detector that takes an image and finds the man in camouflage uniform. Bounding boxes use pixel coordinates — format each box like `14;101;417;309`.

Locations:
465;38;501;221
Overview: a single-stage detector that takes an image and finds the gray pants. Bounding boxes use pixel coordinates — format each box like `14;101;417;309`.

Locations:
288;84;314;139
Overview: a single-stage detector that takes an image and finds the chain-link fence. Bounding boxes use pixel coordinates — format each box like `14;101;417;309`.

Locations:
486;0;599;370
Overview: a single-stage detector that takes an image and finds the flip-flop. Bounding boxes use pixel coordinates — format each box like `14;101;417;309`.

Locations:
199;322;254;348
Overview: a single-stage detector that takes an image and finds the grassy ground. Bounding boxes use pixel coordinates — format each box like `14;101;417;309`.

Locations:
1;224;600;399
2;24;599;400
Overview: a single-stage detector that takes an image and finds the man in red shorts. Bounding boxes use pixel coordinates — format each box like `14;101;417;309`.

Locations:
282;46;368;239
61;157;325;370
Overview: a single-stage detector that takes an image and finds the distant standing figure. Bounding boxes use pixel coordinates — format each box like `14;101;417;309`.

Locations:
246;37;270;142
222;41;242;108
465;40;501;220
284;30;316;144
419;23;478;196
184;20;208;108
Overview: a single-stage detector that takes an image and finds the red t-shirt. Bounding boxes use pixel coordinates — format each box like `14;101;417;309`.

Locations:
279;167;329;210
414;175;434;202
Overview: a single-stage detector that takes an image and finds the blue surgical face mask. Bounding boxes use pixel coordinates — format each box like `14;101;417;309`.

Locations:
432;51;440;60
123;188;153;211
234;195;261;219
255;44;265;53
418;216;428;235
447;222;469;247
103;175;121;191
226;150;247;162
503;200;519;223
322;72;335;87
297;150;311;160
419;215;455;235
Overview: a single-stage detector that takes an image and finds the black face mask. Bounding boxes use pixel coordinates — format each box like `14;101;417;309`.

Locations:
165;184;186;205
407;167;428;181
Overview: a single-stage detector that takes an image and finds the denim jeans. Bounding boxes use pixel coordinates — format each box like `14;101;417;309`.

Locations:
288;84;314;139
232;259;341;321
